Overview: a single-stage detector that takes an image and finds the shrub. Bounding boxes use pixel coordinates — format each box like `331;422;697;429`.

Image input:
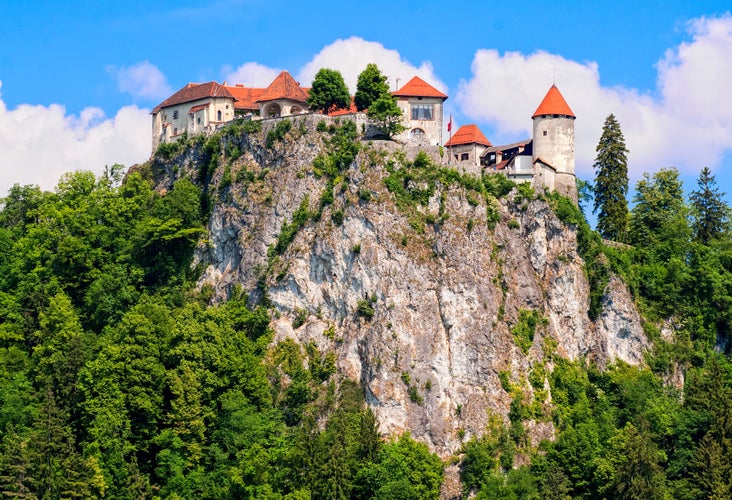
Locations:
512;309;546;355
292;308;308;328
357;296;376;320
331;209;344;226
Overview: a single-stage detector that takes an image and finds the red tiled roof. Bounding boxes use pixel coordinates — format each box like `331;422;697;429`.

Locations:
257;71;308;103
190;104;209;112
392;76;447;99
494;159;510;171
444;124;492;147
153;82;233;113
532;84;575;118
328;96;358;116
225;84;266;110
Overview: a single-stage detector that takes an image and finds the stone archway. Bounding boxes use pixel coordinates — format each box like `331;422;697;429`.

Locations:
264;103;282;117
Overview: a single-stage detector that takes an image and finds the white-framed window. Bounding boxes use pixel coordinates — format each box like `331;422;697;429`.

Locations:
411;104;433;120
410;128;426;139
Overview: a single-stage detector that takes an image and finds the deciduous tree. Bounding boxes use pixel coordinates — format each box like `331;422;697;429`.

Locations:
367;94;405;139
355;64;390;111
307;68;351;114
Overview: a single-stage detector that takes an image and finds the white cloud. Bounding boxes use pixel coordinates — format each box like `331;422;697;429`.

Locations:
456;14;732;180
221;62;283;87
0;81;150;197
108;61;172;101
296;36;447;94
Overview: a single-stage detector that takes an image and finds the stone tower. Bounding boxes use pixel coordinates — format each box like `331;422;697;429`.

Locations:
531;85;576;202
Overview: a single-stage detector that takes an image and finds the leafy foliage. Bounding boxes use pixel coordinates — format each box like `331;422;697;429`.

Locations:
307;68;351;114
355;63;390;112
0;164;449;498
368;94;405;139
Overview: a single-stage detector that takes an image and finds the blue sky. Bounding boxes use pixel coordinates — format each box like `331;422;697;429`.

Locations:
1;0;731;209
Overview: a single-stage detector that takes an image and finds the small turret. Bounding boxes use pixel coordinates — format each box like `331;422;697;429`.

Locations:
532;85;576;202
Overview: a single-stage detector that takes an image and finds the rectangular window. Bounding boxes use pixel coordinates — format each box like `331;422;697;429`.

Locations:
461;152;469;161
173;110;179;119
411;104;434;121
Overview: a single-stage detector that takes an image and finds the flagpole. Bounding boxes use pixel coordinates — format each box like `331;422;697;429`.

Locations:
447;115;452;164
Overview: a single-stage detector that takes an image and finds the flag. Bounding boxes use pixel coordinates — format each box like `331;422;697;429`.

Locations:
447;115;452;132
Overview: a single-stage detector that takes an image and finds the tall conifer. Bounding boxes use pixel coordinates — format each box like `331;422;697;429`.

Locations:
690;167;730;244
593;114;629;242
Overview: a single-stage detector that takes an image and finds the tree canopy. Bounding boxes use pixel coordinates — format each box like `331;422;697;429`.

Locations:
355;63;390;112
307;68;351;114
1;121;732;498
367;94;405;139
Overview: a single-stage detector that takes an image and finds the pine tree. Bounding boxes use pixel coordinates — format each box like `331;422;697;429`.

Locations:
690;167;730;244
593;114;629;242
354;64;390;112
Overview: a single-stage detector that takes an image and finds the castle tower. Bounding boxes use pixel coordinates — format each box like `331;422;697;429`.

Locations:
531;85;576;202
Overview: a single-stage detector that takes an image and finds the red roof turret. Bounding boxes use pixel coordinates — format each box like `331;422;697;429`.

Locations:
532;84;575;118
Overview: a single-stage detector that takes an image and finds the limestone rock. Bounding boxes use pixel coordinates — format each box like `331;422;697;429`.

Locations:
152;120;649;458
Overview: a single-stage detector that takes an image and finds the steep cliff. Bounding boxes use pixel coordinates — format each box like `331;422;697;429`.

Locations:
148;116;649;458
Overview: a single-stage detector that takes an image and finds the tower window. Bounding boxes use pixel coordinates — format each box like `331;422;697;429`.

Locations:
411;104;433;120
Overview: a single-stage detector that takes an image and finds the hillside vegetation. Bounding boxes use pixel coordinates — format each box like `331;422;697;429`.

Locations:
0;119;730;499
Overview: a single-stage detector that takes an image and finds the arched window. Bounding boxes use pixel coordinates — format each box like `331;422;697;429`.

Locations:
265;103;282;117
290;105;303;115
410;128;426;140
217;110;222;121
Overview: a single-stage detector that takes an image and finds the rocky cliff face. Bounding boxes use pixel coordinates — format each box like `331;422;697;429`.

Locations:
149;117;648;458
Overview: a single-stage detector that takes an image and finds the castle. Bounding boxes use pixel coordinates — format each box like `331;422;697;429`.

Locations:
444;84;576;201
151;72;575;200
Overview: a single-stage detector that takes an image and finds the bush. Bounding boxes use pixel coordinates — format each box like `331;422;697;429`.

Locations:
357;296;376;320
266;119;292;148
512;309;546;354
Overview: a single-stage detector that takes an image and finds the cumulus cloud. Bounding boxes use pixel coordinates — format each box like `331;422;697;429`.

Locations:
297;36;447;94
456;14;732;180
108;61;172;101
0;81;150;197
221;62;284;87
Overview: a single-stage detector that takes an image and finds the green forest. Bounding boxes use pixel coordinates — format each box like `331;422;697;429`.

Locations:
0;118;731;499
